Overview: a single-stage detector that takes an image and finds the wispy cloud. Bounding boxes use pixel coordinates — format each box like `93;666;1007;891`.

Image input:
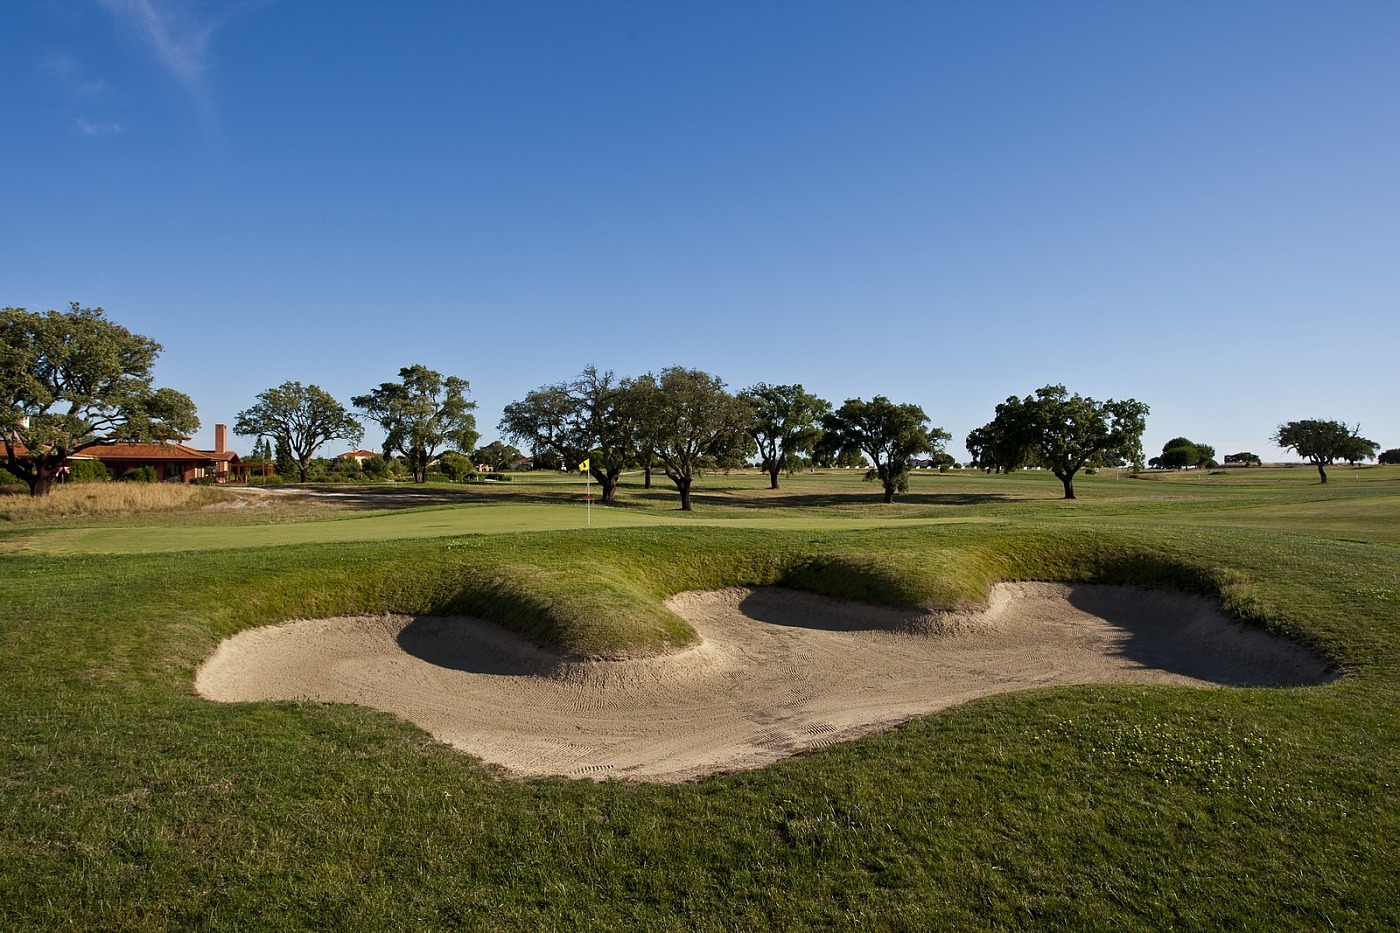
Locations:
76;117;124;136
97;0;218;110
43;52;115;99
76;77;113;97
41;51;125;135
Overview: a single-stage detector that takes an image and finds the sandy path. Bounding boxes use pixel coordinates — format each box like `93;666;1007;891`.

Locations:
195;583;1333;783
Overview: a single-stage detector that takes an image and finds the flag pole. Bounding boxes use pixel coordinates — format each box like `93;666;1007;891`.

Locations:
579;457;591;528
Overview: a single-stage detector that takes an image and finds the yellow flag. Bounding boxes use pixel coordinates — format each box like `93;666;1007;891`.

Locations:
578;458;590;473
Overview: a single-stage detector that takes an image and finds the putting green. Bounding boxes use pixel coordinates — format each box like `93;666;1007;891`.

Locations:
3;501;1003;555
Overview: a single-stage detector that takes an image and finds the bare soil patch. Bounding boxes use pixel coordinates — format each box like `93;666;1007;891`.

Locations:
195;583;1333;782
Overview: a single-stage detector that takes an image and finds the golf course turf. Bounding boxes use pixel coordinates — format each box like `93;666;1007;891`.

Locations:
1;467;1397;929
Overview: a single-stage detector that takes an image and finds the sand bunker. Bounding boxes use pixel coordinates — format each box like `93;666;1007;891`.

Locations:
195;583;1333;783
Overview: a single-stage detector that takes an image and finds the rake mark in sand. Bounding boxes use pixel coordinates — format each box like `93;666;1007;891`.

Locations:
196;583;1334;782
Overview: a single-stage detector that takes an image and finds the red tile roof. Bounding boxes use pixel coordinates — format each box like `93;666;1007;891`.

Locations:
84;442;216;461
9;441;226;461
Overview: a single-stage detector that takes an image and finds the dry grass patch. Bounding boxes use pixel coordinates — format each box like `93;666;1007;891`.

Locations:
0;482;233;521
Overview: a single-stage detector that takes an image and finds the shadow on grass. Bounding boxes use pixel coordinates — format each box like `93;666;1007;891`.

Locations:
724;491;1017;509
262;483;577;510
265;481;1017;514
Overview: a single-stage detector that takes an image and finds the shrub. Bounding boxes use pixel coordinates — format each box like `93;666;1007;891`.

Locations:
437;451;475;481
361;455;401;480
120;466;159;483
329;455;363;480
68;459;113;483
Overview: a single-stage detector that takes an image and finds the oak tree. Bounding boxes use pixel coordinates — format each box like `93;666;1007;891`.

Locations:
822;396;947;503
471;441;524;472
738;383;830;489
499;365;638;504
235;382;363;483
1151;437;1214;470
965;395;1038;474
1274;420;1377;482
985;385;1148;499
354;366;478;483
1;304;199;496
630;367;750;511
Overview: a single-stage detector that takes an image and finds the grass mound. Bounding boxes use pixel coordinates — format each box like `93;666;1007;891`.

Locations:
167;524;1316;666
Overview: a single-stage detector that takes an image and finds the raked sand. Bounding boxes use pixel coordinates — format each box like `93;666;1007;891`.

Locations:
195;583;1334;783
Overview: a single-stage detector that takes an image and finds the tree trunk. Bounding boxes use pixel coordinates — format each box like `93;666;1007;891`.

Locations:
1317;462;1328;484
298;460;311;483
598;470;619;504
882;484;895;504
671;474;693;511
643;464;652;489
1056;469;1077;499
24;452;69;497
30;469;55;497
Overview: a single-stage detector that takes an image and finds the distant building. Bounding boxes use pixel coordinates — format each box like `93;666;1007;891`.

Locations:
14;423;246;484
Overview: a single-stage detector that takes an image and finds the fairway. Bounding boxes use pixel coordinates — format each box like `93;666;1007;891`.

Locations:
2;467;1399;930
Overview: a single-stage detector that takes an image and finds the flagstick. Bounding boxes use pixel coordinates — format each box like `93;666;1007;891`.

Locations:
586;467;591;527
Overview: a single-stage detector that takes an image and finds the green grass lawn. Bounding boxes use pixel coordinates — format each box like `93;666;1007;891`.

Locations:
2;466;1398;929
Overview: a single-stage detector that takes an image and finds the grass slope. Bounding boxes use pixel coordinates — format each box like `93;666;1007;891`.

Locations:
2;468;1398;929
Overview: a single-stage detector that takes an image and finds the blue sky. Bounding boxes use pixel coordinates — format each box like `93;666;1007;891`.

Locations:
4;1;1398;462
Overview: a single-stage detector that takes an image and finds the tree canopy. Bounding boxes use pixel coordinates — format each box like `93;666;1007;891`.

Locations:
1;303;199;496
738;383;830;490
964;396;1038;474
977;385;1148;499
1150;437;1215;470
822;396;946;503
1273;419;1377;483
499;366;637;504
471;440;524;472
1336;433;1381;466
235;382;363;483
354;366;478;483
1224;452;1262;467
630;367;750;511
1380;449;1400;466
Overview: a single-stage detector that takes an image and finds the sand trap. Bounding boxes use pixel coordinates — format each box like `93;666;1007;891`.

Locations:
195;583;1334;783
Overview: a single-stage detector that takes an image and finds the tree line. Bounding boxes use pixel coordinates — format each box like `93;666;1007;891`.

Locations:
3;303;1394;499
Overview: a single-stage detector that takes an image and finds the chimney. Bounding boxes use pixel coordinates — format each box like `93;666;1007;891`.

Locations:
215;423;227;455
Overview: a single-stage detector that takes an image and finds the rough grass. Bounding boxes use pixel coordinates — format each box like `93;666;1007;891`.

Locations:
2;468;1399;929
0;481;232;521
